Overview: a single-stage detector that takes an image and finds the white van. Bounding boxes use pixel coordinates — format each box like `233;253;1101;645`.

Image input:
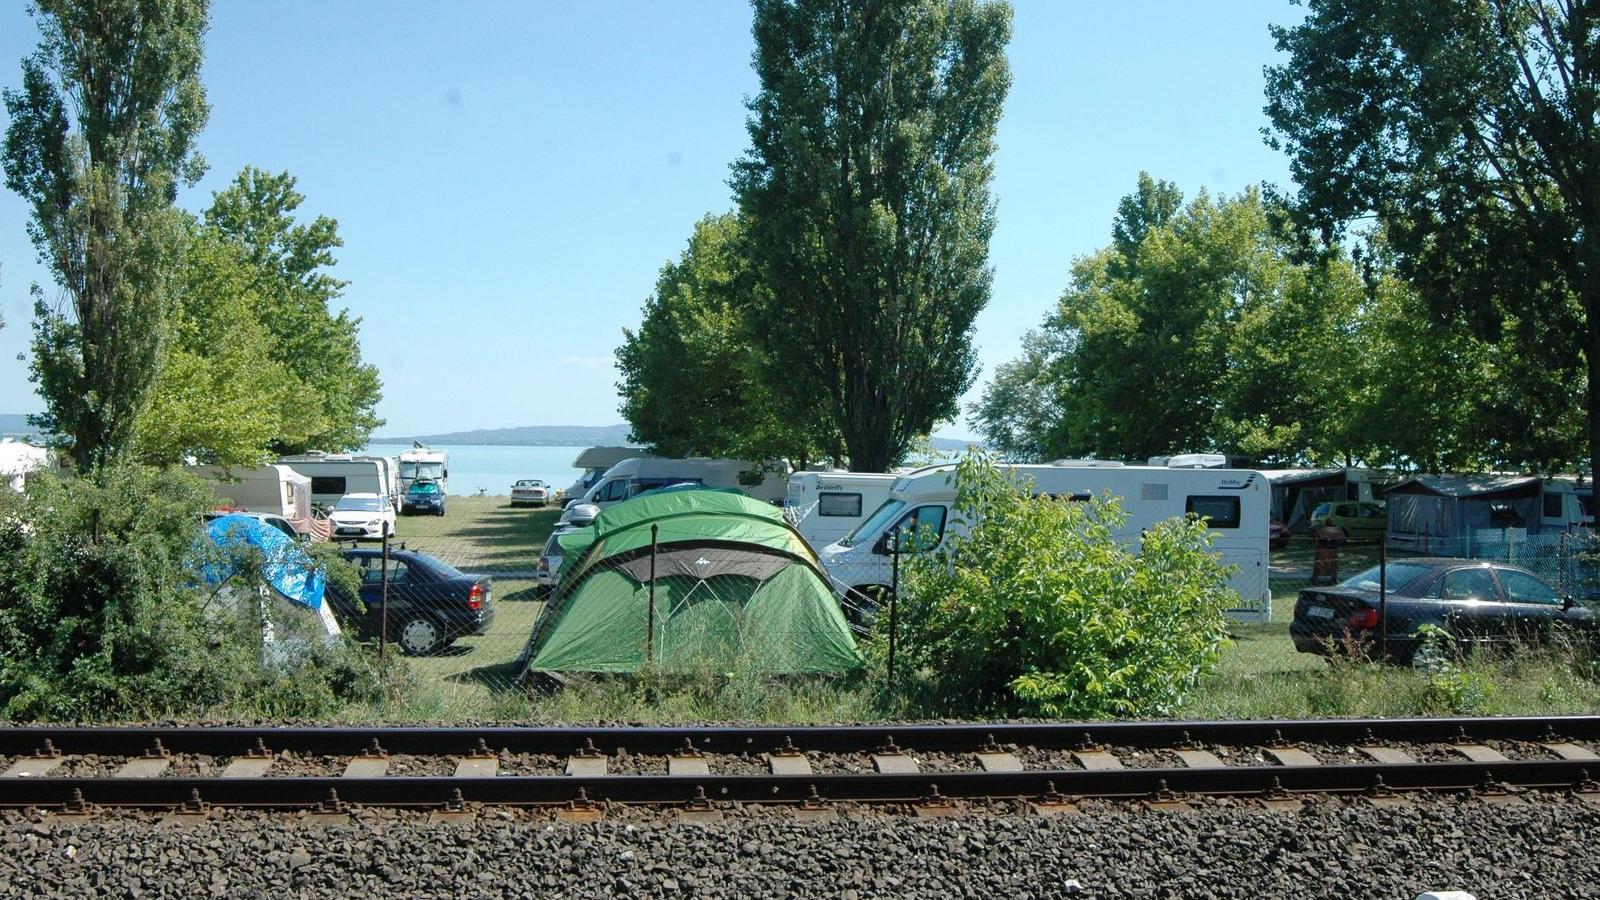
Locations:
398;443;449;495
817;461;1273;623
278;453;400;511
784;472;899;551
565;446;653;504
571;457;788;514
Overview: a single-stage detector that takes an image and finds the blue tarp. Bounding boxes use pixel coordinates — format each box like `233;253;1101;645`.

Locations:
201;514;325;610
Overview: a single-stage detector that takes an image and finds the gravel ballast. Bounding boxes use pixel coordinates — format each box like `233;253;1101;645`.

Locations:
2;799;1598;899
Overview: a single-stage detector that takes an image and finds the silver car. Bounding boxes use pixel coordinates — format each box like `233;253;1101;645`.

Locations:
511;478;552;508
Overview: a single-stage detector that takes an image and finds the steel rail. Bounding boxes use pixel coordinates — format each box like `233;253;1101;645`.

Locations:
0;715;1596;757
1;760;1595;810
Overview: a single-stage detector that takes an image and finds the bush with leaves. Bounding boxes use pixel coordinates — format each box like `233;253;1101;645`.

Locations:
886;451;1237;717
0;464;397;720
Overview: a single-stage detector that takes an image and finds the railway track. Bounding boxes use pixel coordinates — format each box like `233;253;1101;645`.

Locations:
3;716;1599;818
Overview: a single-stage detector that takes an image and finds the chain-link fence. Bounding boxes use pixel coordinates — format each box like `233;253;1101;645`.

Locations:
294;494;1600;698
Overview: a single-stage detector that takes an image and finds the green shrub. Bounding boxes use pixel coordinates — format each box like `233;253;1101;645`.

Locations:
884;451;1237;717
0;464;398;720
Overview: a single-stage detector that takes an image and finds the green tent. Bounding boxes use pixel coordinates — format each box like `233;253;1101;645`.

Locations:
519;487;861;676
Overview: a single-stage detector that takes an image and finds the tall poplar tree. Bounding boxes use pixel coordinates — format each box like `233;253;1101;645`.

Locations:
2;0;210;472
734;0;1012;470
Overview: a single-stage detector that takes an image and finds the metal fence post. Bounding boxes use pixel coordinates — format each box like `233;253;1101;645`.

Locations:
379;529;391;662
646;524;658;665
887;529;900;692
1378;532;1388;661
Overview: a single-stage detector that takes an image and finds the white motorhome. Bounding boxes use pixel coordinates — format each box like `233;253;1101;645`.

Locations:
565;446;652;504
278;453;400;510
784;472;899;551
191;464;312;521
567;457;788;517
397;443;449;495
0;439;50;492
817;461;1273;623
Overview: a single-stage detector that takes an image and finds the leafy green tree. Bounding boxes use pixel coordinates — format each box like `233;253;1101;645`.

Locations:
204;167;382;453
2;0;210;472
1265;0;1596;481
967;329;1062;461
734;0;1013;470
617;212;831;463
132;224;303;465
888;451;1235;717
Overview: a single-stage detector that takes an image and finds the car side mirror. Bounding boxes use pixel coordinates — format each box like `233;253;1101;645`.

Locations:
1564;595;1576;611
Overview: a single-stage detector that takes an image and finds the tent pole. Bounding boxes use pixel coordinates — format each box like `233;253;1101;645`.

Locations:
647;524;658;665
379;529;390;663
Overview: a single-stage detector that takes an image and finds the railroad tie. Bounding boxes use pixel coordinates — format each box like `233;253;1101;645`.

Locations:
1263;747;1320;767
975;734;1024;772
116;741;172;778
1541;742;1600;762
2;741;63;778
873;736;919;774
1358;746;1416;765
1450;744;1508;763
219;757;274;778
342;757;389;778
1173;749;1226;769
668;739;711;777
454;756;499;777
768;736;813;775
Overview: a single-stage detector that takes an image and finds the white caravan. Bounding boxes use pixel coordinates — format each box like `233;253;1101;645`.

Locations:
278;453;400;511
565;457;788;519
0;439;50;492
190;464;312;521
397;443;449;495
817;461;1273;623
784;472;899;551
565;446;652;504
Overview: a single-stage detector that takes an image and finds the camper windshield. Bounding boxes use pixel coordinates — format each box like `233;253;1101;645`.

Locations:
335;496;387;512
400;461;444;481
839;499;906;547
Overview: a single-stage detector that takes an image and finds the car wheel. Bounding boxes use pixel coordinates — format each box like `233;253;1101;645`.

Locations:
395;616;445;656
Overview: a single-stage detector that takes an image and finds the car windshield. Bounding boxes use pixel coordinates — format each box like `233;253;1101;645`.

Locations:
409;482;439;495
839;499;906;547
335;496;387;512
1340;562;1431;593
400;461;444;481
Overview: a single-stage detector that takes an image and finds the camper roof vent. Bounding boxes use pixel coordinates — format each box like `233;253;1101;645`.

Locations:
1051;459;1125;468
1166;453;1228;469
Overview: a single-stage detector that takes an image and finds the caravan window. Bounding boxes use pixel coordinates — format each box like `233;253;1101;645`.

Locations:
311;476;346;496
1186;496;1241;529
818;492;863;517
1543;493;1565;519
840;499;906;547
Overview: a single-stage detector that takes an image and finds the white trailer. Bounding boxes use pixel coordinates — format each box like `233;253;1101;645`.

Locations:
190;464;312;520
567;457;789;515
278;453;400;510
817;460;1273;623
784;472;899;551
397;443;449;494
0;439;50;492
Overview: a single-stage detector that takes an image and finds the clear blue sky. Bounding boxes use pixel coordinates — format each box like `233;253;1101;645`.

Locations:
0;1;1300;441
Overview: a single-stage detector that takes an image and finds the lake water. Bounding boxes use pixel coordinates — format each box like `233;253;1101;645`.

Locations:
362;443;592;497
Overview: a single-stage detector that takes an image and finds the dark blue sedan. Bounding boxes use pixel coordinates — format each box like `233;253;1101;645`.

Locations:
402;479;446;516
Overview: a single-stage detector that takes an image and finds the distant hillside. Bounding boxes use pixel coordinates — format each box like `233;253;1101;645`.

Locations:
372;424;635;447
374;423;983;453
929;435;984;453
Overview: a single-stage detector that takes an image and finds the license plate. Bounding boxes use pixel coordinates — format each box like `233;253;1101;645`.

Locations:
1307;606;1334;620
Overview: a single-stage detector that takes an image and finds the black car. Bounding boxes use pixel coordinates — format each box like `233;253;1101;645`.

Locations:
1291;557;1596;663
401;479;446;516
326;547;493;655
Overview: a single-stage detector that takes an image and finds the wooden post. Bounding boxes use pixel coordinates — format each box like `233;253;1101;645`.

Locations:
379;529;391;662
